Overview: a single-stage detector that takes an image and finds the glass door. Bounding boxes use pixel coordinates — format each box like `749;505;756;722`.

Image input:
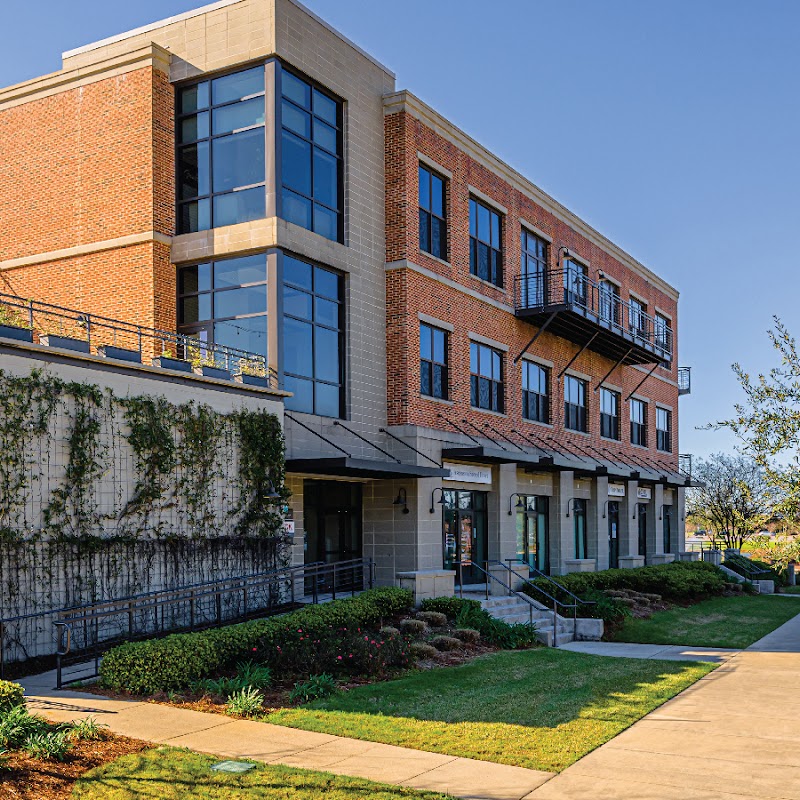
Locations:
608;500;620;569
637;503;648;558
443;490;488;585
516;496;549;574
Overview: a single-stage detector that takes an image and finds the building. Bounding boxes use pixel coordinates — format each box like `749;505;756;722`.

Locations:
0;0;693;589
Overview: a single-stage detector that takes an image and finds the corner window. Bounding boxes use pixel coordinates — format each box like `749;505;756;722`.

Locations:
600;388;620;440
656;407;672;452
282;255;344;418
564;375;588;432
420;323;448;399
654;313;671;353
522;361;549;424
573;498;588;559
279;67;343;242
470;342;504;412
419;164;447;260
630;398;647;447
177;66;267;233
469;198;503;287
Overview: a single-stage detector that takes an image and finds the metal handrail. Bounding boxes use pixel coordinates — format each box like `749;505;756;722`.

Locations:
457;561;538;630
0;291;279;387
502;559;596;609
513;268;673;359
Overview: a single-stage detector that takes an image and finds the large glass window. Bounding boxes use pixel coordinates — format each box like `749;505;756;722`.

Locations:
177;67;266;233
564;259;588;307
522;361;549;423
564;375;588;432
599;279;621;326
600;388;620;440
419;164;447;260
420;323;448;400
573;498;588;559
654;313;671;352
280;68;343;242
630;398;647;446
282;255;344;418
470;342;504;412
520;229;547;306
469;198;503;286
629;297;649;338
656;407;672;452
177;254;268;363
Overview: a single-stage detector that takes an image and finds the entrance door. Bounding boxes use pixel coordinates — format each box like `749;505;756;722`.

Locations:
303;481;363;564
608;500;620;569
637;503;648;558
663;507;672;554
516;496;549;574
443;490;488;585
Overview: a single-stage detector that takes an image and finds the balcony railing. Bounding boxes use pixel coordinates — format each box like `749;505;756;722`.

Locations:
513;268;672;364
678;366;691;395
0;292;278;387
678;454;693;479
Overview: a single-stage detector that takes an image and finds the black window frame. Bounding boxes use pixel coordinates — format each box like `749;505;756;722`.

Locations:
600;387;620;440
654;312;671;351
630;397;648;447
522;360;549;424
629;296;649;338
564;374;588;433
470;341;504;413
520;228;548;306
598;278;621;326
469;197;503;287
656;406;672;453
420;322;448;400
418;163;447;261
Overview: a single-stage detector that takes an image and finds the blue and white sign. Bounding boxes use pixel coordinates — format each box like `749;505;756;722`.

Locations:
443;462;492;485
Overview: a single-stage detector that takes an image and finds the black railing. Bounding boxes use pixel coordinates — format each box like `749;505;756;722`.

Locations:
513;269;673;360
0;558;374;687
678;367;692;395
679;453;693;479
0;291;278;386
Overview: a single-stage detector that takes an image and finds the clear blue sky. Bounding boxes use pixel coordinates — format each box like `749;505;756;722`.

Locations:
3;0;798;462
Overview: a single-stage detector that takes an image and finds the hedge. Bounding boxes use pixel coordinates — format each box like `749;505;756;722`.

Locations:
100;586;412;695
522;561;727;606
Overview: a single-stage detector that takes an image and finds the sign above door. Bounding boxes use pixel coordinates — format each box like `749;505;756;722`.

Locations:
443;462;492;485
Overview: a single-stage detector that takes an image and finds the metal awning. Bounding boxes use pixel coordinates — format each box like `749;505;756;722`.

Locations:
286;457;449;480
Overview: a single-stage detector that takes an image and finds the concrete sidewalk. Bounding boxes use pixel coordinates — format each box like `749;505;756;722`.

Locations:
20;670;553;800
529;611;800;799
558;641;739;662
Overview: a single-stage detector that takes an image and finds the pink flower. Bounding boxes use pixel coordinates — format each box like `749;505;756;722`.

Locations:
252;647;257;652
337;656;343;661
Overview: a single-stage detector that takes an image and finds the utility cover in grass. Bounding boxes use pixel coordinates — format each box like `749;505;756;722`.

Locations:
211;760;256;773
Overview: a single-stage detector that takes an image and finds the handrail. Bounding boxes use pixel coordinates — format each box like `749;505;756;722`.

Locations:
723;553;772;581
502;559;596;610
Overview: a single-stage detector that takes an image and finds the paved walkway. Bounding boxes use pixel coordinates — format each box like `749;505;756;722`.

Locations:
559;641;739;662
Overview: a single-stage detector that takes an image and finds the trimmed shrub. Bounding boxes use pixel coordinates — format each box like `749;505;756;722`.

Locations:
421;596;482;619
415;611;448;628
452;627;480;644
409;642;438;660
379;626;401;638
429;635;462;651
398;619;427;636
454;603;538;649
0;681;24;713
100;586;412;694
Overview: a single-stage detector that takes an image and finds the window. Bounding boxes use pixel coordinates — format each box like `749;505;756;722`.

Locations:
470;342;504;412
564;375;588;432
630;398;647;446
178;67;267;233
600;388;620;440
419;164;447;260
420;323;448;400
469;198;503;286
573;498;588;559
178;254;268;364
282;255;344;418
563;259;588;307
520;230;548;306
280;67;343;242
654;313;671;352
522;361;549;423
656;407;672;452
629;297;649;338
598;279;621;326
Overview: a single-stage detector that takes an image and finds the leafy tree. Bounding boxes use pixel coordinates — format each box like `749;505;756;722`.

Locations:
686;454;774;550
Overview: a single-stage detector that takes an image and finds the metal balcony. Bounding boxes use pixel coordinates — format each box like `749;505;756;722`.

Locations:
678;366;691;395
514;269;672;365
678;454;693;479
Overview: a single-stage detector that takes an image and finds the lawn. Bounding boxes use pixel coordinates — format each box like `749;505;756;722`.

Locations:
611;594;800;648
72;748;453;799
266;648;713;773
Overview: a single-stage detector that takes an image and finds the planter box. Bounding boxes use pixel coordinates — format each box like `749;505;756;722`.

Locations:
235;373;269;388
151;356;192;373
194;365;231;381
40;334;90;354
0;324;34;343
98;344;141;364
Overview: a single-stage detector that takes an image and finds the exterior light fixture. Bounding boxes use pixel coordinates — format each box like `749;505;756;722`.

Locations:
566;498;577;518
429;487;446;514
602;500;610;519
393;488;410;514
265;482;281;501
508;493;526;515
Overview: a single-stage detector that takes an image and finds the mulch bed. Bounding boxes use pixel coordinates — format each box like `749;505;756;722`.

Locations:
0;734;149;800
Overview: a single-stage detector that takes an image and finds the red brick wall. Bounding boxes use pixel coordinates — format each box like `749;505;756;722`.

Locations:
385;110;680;469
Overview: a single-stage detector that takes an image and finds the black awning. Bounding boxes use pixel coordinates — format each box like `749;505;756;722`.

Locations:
441;445;552;468
286;457;450;480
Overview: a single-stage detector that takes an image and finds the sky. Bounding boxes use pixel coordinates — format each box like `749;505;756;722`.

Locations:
2;0;798;463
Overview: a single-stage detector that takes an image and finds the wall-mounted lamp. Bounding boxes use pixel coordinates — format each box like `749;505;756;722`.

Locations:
393;488;410;514
557;245;571;266
602;500;609;519
508;493;526;516
265;482;281;501
659;503;671;521
566;497;577;518
429;487;446;514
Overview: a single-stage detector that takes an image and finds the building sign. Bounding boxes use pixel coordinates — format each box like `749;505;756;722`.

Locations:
443;462;492;485
637;487;652;500
608;483;626;497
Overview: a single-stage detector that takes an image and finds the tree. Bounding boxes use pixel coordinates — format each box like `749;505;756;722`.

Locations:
686;454;774;550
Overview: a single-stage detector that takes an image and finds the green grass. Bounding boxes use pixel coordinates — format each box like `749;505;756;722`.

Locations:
611;595;800;648
779;586;800;594
266;649;713;772
72;748;453;799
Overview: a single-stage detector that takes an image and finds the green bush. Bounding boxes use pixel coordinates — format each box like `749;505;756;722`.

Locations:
224;687;264;718
579;590;632;624
289;673;338;704
0;681;24;713
420;596;476;619
100;586;413;694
